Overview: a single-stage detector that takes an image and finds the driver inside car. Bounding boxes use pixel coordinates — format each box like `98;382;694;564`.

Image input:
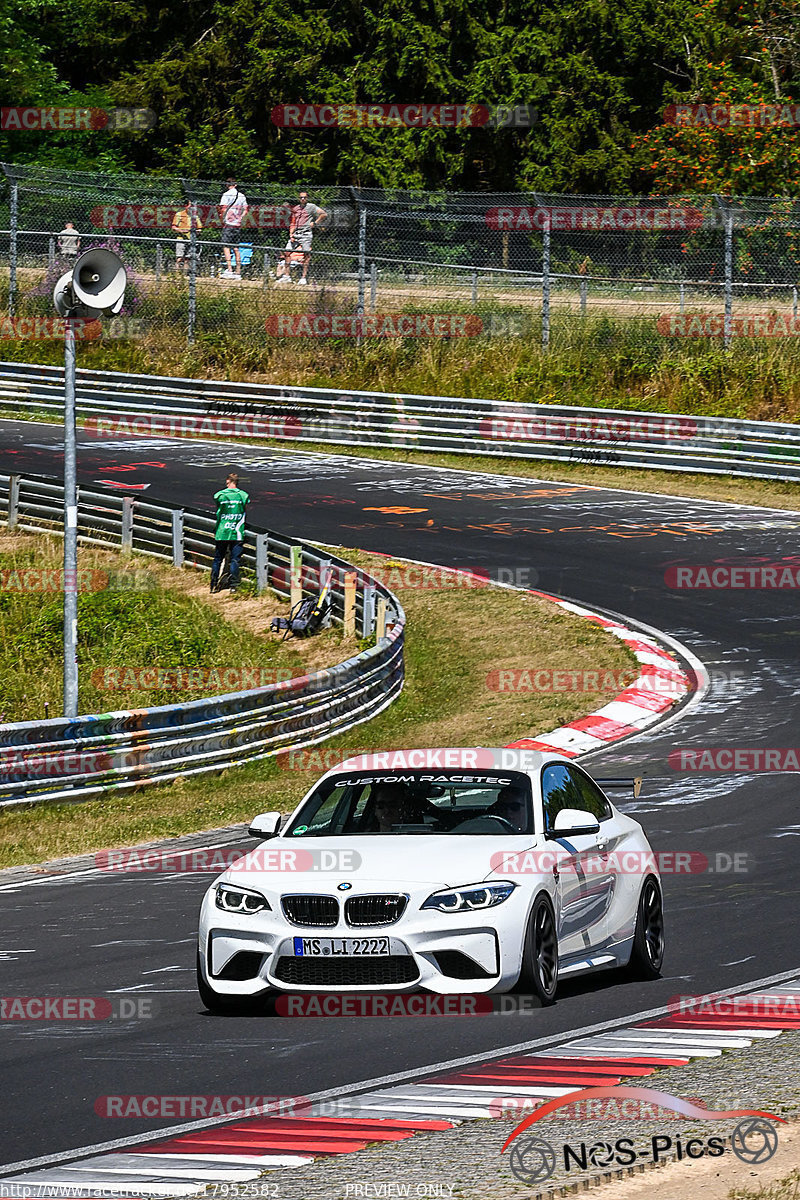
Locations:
368;782;417;832
490;784;530;832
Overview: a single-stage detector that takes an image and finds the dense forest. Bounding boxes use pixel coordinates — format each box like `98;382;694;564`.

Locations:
1;0;799;192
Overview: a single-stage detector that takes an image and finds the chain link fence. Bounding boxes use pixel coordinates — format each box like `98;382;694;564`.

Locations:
2;165;800;352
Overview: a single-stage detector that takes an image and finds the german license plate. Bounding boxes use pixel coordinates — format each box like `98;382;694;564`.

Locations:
293;936;390;957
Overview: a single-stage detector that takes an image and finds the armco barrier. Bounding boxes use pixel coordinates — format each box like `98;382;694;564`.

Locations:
2;361;800;482
0;473;404;808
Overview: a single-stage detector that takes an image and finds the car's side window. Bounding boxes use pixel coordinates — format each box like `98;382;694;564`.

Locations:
541;764;611;830
567;767;613;821
541;764;583;831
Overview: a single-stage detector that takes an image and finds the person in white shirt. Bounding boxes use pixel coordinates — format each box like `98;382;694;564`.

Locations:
58;222;81;258
218;178;248;279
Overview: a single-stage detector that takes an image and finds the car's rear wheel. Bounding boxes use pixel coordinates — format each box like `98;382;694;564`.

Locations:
517;894;559;1005
196;953;266;1016
627;876;664;979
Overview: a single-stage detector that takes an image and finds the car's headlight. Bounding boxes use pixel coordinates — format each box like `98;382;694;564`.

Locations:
421;882;516;912
215;883;271;914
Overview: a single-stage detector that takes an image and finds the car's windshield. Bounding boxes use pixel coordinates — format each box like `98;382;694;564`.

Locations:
284;770;533;836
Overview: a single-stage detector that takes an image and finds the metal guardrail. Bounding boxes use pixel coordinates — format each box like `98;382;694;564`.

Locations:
2;360;800;483
0;472;405;808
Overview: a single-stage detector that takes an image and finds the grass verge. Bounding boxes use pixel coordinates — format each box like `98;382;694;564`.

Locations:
0;530;355;723
0;545;640;868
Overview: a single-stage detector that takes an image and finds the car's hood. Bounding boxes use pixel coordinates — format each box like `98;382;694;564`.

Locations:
222;834;542;892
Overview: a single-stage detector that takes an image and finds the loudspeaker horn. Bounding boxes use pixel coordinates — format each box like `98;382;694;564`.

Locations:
71;249;127;314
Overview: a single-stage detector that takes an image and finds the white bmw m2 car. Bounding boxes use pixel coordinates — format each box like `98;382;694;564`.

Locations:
197;748;664;1013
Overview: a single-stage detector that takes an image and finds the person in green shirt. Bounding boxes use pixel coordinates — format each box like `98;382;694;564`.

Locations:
210;473;249;593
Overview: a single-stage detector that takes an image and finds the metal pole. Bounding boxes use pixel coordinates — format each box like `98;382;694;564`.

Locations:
155;242;163;281
541;222;551;351
793;286;798;323
471;269;477;304
9;179;18;320
357;205;366;344
48;237;56;270
188;201;197;346
63;321;78;717
724;211;733;350
370;262;377;312
579;277;588;316
680;282;685;314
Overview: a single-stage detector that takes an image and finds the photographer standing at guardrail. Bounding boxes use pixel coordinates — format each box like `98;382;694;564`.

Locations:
210;473;249;594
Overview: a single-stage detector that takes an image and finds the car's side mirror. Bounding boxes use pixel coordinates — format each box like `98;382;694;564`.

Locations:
548;808;601;838
247;812;282;839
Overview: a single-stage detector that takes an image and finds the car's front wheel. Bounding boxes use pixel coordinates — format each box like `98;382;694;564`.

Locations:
196;953;266;1016
517;894;559;1005
627;876;665;979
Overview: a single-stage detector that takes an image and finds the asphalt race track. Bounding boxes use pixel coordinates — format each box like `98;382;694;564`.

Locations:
2;419;800;1167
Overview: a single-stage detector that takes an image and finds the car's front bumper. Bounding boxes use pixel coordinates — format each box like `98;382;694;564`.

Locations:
198;889;535;995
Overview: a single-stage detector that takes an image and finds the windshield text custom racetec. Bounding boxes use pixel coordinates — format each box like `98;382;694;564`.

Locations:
284;771;533;836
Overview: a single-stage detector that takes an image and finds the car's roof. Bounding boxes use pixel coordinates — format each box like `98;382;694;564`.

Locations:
318;747;572;783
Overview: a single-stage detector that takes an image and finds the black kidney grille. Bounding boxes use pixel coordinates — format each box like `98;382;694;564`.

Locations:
345;894;408;926
281;894;339;926
273;955;418;986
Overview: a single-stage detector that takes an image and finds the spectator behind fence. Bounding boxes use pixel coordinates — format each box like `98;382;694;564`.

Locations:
57;222;80;258
172;200;203;273
275;189;327;285
219;178;248;280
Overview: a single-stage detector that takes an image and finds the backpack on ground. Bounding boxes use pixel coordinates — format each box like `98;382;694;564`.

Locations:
271;583;332;640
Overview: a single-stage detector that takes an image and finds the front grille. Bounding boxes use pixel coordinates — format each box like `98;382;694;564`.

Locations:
281;895;339;927
273;955;419;987
345;894;408;927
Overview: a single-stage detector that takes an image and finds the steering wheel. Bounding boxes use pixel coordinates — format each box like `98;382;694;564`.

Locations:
489;816;517;832
454;815;517;833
